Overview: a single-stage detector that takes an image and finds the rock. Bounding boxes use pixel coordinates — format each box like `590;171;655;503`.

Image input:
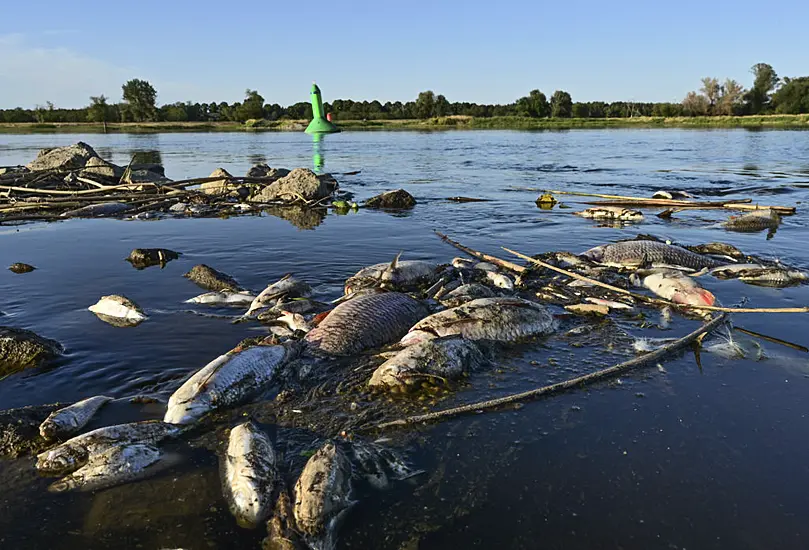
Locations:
200;168;234;195
80;156;124;180
169;202;188;213
0;166;28;176
184;264;242;291
0;327;63;377
0;403;66;458
8;263;36;274
25;142;99;172
126;248;180;269
247;164;290;179
249;168;335;203
123;167;172;188
365;189;416;209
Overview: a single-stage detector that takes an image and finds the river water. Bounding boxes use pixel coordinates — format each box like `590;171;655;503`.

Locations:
2;129;809;549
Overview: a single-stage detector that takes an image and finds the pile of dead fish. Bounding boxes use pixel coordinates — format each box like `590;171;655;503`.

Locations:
9;234;809;549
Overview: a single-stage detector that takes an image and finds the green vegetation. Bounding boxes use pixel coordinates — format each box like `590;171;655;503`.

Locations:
2;61;808;132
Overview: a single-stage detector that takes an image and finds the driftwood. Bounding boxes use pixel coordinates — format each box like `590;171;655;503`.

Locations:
375;314;727;429
435;231;527;274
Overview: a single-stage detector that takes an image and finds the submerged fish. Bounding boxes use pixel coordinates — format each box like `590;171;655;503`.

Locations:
304;292;429;356
48;443;169;493
687;242;746;259
723;208;780;232
36;420;181;475
346;440;421;490
245;275;311;317
185;291;256;306
369;336;486;390
652;190;693;200
61;202;131;218
344;254;438;294
293;441;354;545
39;395;113;440
164;343;297;425
88;295;147;323
440;283;495;308
631;269;716;306
574;206;643;221
401;297;557;346
710;263;808;287
582;240;724;270
222;421;277;529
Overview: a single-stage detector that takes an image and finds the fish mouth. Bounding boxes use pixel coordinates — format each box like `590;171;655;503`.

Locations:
47;479;71;493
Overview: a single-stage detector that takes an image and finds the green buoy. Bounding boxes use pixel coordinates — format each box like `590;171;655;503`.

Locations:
305;82;340;134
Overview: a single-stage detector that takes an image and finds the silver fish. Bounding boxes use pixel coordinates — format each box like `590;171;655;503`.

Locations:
484;271;514;290
472;262;498;272
39;395;113;440
305;292;429;356
246;275;311;317
48;443;168;493
369;336;486;390
574;206;643;221
710;263;807;287
88;295;147;323
723;208;780;232
293;441;354;545
185;291;256;306
36;420;181;475
582;240;724;270
631;268;716;306
344;254;438;294
222;421;276;529
440;283;495;308
164;343;297;425
61;202;131;218
652;190;692;200
401;297;557;346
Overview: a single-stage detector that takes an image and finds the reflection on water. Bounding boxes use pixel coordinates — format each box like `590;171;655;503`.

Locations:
2;129;809;549
312;133;325;173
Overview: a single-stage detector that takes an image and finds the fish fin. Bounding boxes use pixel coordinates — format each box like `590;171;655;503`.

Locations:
698;289;716;306
389;251;403;272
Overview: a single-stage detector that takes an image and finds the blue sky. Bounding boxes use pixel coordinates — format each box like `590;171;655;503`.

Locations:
1;0;806;109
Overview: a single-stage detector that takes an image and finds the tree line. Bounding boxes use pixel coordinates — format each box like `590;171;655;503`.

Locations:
2;62;807;124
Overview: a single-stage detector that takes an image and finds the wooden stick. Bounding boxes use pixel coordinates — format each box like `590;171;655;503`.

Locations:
503;247;809;314
434;232;527;274
733;326;809;352
375;314;727;429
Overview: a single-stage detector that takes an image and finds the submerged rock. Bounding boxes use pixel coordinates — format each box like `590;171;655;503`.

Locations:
26;142;99;172
184;264;242;291
0;402;66;458
81;157;124;180
8;263;36;274
0;326;63;376
365;189;416;209
250;168;336;203
126;248;180;269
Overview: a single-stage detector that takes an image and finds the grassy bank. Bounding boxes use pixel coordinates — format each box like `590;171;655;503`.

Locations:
1;114;807;134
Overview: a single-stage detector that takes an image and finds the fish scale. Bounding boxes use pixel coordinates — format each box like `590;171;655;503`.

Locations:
222;421;277;529
304;292;429;356
583;240;725;270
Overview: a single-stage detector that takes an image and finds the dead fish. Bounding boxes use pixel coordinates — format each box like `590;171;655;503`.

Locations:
184;264;242;292
346;440;422;490
472;262;498;272
305;292;429;356
126;248;180;268
483;270;514;290
585;297;634;310
582;240;724;270
369;336;486;390
451;257;476;269
164;343;297;425
245;275;311;318
710;264;808;287
8;262;36;274
440;283;495;308
39;395;113;440
61;202;131;218
652;190;693;200
185;291;256;306
48;443;169;493
222;421;277;529
88;295;147;323
687;242;745;259
401;297;557;346
36;420;181;475
631;268;716;306
574;206;643;221
274;311;312;333
723;209;780;232
345;254;438;294
293;441;354;546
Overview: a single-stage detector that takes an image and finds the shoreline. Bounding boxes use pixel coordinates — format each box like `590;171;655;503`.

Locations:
0;114;807;134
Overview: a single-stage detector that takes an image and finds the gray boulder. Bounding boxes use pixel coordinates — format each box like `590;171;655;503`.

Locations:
250;168;336;203
365;189;416;209
26;142;99;172
123;165;172;188
81;156;125;180
0;327;63;377
201;168;234;195
246;164;290;179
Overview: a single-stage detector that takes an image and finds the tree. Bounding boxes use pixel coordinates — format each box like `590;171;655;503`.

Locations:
745;63;779;114
682;91;709;116
516;89;550;118
717;79;745;115
122;79;157;121
772;77;809;114
572;103;589;118
415;91;436;119
434;94;451;117
236;89;265;121
87;95;115;124
700;77;721;112
550;90;573;118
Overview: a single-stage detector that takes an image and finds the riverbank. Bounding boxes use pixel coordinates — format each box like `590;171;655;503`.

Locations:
1;114;808;133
